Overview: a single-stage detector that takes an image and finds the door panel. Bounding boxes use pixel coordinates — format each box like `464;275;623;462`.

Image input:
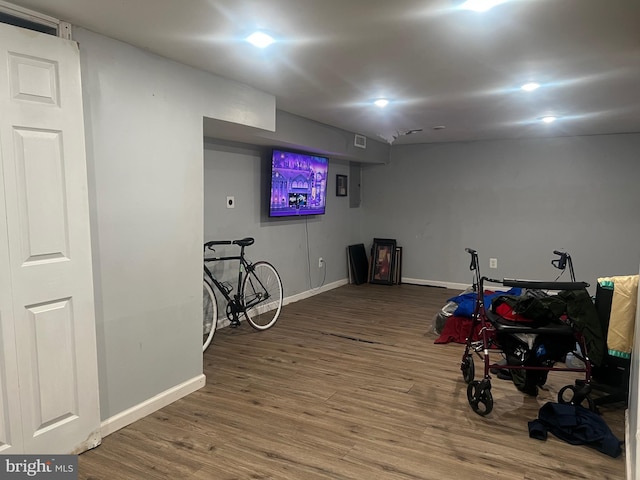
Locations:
26;298;78;436
13;128;69;263
9;52;59;105
0;22;101;454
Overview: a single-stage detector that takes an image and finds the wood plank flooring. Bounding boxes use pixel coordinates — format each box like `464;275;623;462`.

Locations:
79;284;626;480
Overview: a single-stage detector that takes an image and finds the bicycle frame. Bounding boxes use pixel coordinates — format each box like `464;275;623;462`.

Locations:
204;242;273;324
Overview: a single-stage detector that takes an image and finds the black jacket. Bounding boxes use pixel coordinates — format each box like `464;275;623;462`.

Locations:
557;289;605;367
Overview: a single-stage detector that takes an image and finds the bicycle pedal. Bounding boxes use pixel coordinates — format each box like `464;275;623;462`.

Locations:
230;320;240;328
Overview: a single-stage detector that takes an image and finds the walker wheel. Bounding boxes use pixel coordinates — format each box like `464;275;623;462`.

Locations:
467;380;493;416
461;354;475;384
558;385;595;411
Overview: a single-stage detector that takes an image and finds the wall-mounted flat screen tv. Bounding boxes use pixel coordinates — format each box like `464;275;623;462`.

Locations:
269;149;328;217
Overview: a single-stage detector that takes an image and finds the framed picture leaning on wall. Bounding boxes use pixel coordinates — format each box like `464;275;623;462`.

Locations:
370;238;396;285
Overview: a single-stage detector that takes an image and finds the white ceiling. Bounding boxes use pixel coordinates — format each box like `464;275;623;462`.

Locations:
7;0;640;145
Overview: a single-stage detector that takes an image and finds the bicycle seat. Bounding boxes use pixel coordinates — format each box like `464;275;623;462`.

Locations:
233;237;254;247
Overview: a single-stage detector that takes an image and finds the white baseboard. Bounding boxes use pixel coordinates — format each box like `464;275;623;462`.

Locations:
100;374;206;437
402;277;470;291
215;278;349;329
283;278;349;306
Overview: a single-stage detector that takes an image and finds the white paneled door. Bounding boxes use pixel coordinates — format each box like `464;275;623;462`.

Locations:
0;22;101;453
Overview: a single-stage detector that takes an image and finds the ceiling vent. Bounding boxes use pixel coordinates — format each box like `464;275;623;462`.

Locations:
354;134;367;149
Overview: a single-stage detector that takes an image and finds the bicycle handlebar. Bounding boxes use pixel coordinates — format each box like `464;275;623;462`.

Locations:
204;240;230;252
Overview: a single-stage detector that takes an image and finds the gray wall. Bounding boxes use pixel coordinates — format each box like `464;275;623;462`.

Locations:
361;134;640;290
204;110;390;164
75;27;274;419
203;140;361;300
72;23;640;425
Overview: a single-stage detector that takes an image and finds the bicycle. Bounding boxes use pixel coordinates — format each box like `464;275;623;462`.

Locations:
202;237;283;352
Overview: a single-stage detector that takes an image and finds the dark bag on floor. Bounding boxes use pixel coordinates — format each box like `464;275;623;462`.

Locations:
528;402;622;458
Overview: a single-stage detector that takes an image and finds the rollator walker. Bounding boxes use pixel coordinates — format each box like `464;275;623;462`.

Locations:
460;248;593;416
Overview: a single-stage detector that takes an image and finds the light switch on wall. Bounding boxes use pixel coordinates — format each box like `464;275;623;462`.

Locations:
226;196;235;208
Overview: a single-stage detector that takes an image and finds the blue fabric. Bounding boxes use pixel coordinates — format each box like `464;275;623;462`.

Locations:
447;287;522;318
528;402;622;458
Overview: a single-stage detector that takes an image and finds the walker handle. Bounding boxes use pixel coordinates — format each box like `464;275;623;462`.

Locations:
465;248;478;271
552;250;568;270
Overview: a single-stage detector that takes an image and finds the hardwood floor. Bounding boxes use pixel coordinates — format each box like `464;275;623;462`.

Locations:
79;284;626;479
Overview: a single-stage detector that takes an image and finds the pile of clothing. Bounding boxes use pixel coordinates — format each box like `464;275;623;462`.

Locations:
432;287;521;344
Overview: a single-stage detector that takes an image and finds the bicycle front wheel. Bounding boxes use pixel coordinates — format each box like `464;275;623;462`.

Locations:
241;261;283;330
203;279;218;352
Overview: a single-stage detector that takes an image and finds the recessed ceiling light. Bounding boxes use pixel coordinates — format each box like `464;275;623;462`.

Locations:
521;82;540;92
246;31;275;49
541;116;558;123
374;99;389;108
459;0;508;12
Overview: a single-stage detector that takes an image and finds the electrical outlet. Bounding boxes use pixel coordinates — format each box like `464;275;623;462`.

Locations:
489;258;498;269
318;257;324;268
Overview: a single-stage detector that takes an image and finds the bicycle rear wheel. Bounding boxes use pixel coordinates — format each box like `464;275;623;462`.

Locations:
241;261;283;330
203;279;217;351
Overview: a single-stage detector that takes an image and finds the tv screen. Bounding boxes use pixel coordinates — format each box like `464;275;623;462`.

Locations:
269;149;328;217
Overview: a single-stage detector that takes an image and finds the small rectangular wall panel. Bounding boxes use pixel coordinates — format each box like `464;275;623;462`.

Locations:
26;299;78;436
13;128;69;264
8;53;59;105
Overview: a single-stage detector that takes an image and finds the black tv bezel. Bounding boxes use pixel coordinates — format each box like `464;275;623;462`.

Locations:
268;148;329;218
